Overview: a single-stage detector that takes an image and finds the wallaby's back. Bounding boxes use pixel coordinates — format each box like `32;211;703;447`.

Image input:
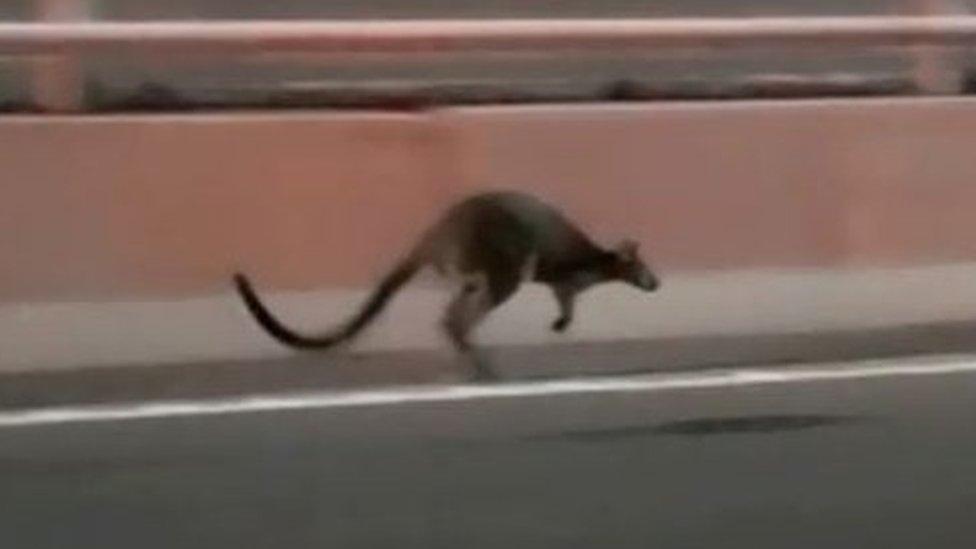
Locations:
421;191;600;269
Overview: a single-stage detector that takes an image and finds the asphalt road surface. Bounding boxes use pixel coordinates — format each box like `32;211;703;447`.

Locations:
1;355;975;548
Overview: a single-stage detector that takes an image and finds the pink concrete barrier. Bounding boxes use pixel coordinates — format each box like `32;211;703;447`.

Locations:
4;98;976;302
0;112;449;300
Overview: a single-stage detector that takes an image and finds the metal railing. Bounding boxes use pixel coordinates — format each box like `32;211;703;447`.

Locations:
5;17;976;54
7;15;976;111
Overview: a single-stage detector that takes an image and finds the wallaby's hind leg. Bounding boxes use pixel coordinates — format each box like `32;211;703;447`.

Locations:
443;279;495;380
443;272;521;381
443;282;487;379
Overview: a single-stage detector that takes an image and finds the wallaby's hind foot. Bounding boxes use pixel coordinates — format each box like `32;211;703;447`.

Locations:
468;351;499;382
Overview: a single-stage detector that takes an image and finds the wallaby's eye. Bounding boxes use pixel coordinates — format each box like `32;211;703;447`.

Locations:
615;239;641;263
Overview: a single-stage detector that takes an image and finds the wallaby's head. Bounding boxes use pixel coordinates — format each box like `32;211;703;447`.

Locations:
611;239;659;292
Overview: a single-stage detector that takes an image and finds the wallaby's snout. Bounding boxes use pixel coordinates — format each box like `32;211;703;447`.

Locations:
640;270;660;292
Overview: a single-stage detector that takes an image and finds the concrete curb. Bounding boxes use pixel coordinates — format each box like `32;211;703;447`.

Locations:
3;318;976;411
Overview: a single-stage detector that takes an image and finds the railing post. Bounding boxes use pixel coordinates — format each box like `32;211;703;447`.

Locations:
909;0;968;94
31;0;90;112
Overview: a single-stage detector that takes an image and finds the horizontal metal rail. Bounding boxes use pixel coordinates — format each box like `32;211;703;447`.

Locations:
2;16;976;56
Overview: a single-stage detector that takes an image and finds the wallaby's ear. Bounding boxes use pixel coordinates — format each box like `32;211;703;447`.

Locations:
615;239;640;261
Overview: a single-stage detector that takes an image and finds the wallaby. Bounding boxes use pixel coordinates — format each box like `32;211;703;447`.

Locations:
234;191;660;380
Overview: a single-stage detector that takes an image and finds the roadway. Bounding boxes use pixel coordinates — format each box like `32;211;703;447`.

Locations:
1;354;974;548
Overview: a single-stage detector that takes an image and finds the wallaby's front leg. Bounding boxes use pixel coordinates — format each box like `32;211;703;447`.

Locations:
551;284;577;333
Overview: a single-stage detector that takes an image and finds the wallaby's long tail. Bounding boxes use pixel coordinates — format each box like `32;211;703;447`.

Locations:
233;259;420;350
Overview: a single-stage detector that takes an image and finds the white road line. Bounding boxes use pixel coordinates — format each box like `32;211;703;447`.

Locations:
2;355;976;429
